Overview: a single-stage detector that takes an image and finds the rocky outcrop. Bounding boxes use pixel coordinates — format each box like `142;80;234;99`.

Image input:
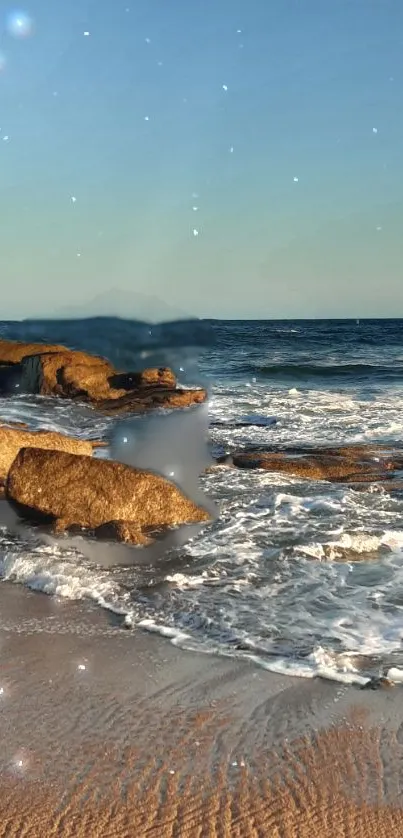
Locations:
20;350;114;397
58;364;178;403
0;339;205;414
0;426;94;491
6;448;211;542
108;368;177;390
0;339;67;365
219;445;403;486
20;353;205;413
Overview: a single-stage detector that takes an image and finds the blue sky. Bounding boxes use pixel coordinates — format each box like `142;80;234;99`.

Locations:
1;0;402;319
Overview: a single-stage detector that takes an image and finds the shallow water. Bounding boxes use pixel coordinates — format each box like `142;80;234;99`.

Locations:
2;317;403;686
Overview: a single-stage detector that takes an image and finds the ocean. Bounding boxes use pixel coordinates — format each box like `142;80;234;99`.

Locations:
1;317;403;687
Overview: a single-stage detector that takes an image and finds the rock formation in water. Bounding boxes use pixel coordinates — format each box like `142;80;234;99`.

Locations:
6;448;211;543
216;444;403;487
0;338;206;413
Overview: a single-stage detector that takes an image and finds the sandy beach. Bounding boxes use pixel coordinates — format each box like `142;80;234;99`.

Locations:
0;584;402;837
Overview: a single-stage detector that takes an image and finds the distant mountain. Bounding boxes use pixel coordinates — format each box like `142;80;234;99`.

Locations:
53;289;192;324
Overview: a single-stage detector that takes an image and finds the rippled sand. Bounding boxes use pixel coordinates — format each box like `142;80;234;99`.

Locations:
1;585;403;837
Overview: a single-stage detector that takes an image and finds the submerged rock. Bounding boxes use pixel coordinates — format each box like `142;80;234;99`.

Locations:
227;444;403;486
0;425;94;488
6;447;211;541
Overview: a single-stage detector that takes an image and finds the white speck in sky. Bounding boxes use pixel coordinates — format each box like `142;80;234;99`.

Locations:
192;206;198;212
3;135;9;142
193;228;199;237
145;37;151;44
229;146;234;153
157;60;163;66
53;90;58;97
373;127;378;133
376;226;382;231
83;31;90;37
293;176;299;182
71;196;77;203
144;115;149;121
222;84;228;91
76;252;81;257
237;29;242;33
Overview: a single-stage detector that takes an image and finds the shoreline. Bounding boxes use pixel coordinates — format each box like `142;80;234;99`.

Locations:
1;583;403;835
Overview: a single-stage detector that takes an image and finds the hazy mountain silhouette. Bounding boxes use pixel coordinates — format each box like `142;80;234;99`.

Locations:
53;289;192;323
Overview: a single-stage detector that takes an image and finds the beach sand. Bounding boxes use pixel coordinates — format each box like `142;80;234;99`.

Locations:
1;584;403;836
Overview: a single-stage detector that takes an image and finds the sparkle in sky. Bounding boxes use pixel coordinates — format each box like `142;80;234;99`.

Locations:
1;1;403;319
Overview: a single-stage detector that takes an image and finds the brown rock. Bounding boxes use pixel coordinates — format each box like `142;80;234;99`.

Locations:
20;351;113;397
94;521;153;545
6;448;211;535
230;445;401;485
0;426;94;485
0;339;67;365
108;367;177;390
59;365;177;403
57;363;124;401
94;386;207;415
1;339;203;416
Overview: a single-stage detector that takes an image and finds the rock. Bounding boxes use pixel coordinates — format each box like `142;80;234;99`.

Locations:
229;445;401;485
361;676;394;691
94;521;153;545
20;350;113;397
57;363;124;401
1;339;204;415
108;367;177;390
93;386;207;415
59;365;177;402
0;339;67;365
0;426;94;486
6;448;211;537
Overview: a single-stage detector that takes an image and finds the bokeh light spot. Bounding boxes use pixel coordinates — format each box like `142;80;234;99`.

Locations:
6;10;34;39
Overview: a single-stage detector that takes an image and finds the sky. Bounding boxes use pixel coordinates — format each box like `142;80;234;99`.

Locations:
1;0;403;320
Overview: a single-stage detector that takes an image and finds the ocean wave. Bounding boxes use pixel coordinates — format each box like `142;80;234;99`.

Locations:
237;362;403;381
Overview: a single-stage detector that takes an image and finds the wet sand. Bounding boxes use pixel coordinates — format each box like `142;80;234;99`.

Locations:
1;584;403;836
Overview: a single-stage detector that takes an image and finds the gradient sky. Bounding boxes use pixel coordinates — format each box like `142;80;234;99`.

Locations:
1;0;403;319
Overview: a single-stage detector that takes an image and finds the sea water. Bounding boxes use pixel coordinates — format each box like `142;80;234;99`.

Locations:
2;317;403;686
